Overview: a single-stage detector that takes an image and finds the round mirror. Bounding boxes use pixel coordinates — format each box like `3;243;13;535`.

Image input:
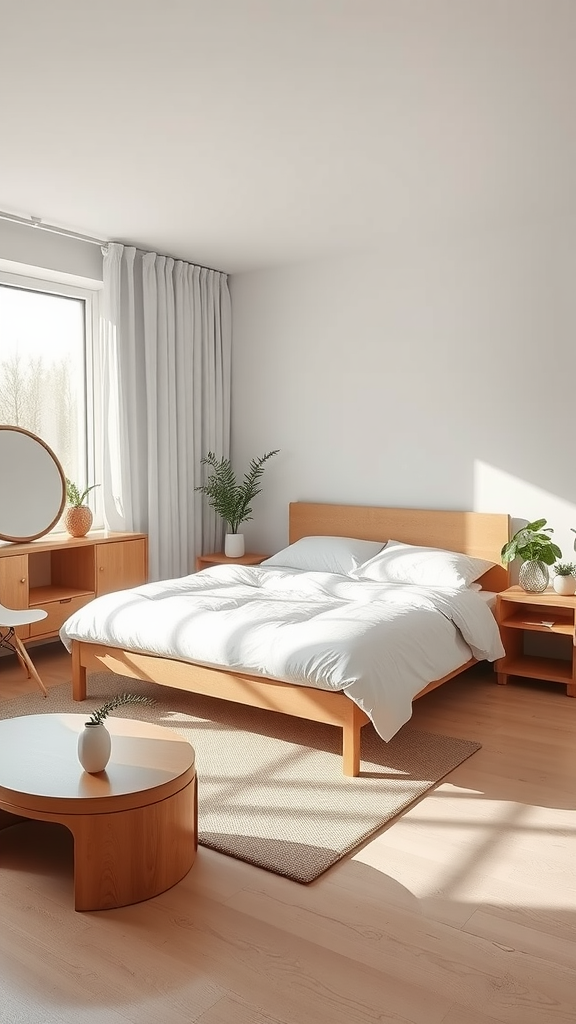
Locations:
0;426;66;542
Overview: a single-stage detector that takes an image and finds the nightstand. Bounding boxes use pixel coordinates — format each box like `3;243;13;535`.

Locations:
495;586;576;697
195;552;269;572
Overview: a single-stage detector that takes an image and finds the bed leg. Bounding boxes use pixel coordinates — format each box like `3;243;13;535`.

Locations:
72;642;87;701
342;713;361;777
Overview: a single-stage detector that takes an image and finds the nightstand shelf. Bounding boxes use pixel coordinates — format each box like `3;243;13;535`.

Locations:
496;586;576;696
498;610;574;635
499;654;573;685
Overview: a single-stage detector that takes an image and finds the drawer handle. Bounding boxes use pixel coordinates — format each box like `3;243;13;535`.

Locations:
20;577;26;583
60;598;72;604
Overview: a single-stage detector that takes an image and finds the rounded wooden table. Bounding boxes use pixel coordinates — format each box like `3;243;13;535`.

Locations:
0;714;197;911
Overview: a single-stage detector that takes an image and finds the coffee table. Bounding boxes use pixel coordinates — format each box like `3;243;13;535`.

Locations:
0;714;197;911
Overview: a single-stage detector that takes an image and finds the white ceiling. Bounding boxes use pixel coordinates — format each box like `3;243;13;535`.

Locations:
3;0;576;273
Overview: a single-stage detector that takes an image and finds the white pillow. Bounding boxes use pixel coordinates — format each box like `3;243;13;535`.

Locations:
260;536;386;575
351;539;495;589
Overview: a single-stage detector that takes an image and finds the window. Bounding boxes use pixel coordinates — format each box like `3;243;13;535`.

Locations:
0;270;100;530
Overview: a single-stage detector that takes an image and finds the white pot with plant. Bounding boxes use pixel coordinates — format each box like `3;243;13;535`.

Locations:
501;518;562;593
552;562;576;596
195;449;279;558
64;478;99;538
78;692;156;773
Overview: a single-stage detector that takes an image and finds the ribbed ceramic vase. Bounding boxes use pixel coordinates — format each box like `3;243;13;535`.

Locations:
64;504;93;537
519;560;549;593
77;722;112;773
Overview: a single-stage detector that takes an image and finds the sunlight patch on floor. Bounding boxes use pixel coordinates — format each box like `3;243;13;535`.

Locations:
351;782;576;911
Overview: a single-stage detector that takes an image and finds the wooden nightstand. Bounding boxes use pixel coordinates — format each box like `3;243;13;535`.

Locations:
495;586;576;696
195;552;269;572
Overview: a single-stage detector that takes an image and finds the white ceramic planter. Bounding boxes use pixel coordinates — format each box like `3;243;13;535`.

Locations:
78;722;112;773
224;533;245;558
553;574;576;596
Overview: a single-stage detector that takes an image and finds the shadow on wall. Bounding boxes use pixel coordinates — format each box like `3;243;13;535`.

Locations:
474;458;576;583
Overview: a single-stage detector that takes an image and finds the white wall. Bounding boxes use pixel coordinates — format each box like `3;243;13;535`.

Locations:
4;214;576;569
230;217;576;561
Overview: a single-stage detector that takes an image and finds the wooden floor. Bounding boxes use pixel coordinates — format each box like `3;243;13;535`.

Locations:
1;643;575;1024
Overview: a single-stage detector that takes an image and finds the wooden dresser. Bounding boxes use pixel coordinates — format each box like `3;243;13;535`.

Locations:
0;531;148;641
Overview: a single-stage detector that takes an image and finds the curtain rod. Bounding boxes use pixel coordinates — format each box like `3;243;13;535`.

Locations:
0;209;225;275
129;245;223;276
0;209;107;246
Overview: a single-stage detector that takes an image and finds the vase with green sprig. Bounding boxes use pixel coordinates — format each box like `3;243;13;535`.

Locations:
195;450;279;557
64;478;99;537
77;692;156;773
501;519;562;593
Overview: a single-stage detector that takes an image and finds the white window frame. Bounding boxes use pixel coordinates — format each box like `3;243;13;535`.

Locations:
0;264;103;531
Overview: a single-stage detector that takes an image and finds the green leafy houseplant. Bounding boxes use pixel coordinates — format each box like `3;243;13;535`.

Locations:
195;450;279;534
500;519;562;567
86;692;156;726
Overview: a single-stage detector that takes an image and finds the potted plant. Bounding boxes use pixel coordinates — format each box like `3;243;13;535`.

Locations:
64;478;99;537
195;450;279;557
501;518;562;592
78;692;156;773
552;562;576;596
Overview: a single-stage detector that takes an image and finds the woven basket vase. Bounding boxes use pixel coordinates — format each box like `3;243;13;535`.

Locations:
64;505;93;538
519;559;549;593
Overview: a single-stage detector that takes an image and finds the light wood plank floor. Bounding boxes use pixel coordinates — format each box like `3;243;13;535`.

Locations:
1;643;575;1024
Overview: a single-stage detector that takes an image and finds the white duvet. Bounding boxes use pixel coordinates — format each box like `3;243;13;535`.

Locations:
60;564;505;742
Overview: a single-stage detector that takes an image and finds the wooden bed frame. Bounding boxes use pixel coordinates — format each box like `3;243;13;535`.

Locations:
71;503;510;776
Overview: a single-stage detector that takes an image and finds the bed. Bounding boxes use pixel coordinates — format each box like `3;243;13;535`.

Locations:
62;502;510;775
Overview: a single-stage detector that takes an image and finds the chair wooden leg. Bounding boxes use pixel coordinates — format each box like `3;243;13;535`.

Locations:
12;635;48;697
12;640;31;678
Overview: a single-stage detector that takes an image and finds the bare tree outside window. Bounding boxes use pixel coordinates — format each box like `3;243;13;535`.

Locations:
0;353;45;435
0;283;86;497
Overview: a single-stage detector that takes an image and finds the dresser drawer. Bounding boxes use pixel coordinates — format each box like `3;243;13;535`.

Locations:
29;594;93;638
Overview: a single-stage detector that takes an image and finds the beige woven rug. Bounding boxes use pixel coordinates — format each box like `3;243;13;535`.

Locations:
0;673;481;883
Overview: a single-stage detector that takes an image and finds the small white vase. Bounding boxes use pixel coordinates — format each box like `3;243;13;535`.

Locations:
78;722;112;773
224;533;245;558
553;574;576;596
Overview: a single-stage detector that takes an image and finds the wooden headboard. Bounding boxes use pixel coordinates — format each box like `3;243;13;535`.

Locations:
288;502;510;592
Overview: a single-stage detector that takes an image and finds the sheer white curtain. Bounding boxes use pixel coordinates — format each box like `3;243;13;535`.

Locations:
98;243;231;581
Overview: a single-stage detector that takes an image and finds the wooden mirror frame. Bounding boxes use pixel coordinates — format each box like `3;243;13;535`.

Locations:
0;426;66;543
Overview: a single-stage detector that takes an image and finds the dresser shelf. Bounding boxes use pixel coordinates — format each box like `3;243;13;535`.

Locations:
0;531;148;643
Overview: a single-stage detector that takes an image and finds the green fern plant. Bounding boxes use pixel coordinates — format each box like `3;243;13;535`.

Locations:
87;692;156;726
195;450;279;534
553;562;576;577
66;477;99;507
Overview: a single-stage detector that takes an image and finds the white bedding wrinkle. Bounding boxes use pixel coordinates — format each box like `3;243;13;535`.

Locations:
60;564;505;743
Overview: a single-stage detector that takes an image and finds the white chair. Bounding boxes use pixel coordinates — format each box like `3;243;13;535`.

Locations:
0;603;48;697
